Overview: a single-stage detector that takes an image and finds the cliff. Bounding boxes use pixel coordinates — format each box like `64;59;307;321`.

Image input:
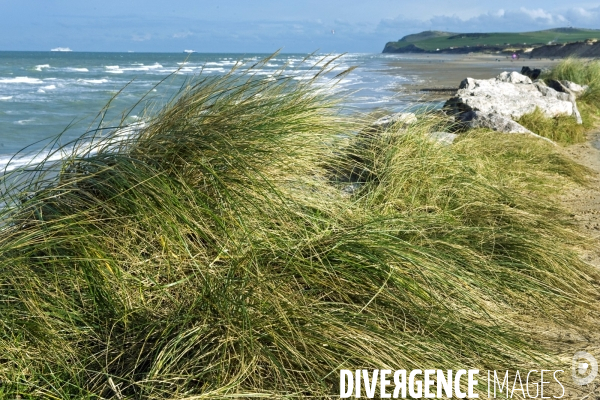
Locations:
529;40;600;58
383;28;600;55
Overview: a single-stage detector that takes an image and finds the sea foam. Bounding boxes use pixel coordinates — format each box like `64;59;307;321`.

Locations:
0;77;43;84
0;122;146;174
78;79;109;84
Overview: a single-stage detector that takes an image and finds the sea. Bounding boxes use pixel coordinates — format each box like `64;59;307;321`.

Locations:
0;51;434;173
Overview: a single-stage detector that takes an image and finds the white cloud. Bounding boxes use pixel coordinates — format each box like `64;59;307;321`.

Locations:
173;31;193;39
377;5;600;38
132;33;151;42
519;7;555;22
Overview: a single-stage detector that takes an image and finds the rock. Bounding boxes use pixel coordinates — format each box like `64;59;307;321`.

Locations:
561;80;588;97
545;80;583;124
459;110;533;134
427;131;458;145
371;112;417;130
496;71;532;84
458;111;556;144
341;183;362;195
445;71;577;126
547;79;588;98
520;66;542;80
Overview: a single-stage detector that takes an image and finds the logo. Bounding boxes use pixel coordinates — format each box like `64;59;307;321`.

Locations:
572;351;598;386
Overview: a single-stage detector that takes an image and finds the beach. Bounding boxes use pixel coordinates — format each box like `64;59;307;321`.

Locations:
383;53;563;101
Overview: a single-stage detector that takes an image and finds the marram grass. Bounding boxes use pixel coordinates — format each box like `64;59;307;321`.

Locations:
0;58;598;399
518;57;600;144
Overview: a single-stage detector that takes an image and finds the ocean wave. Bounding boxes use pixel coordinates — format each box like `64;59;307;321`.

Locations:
0;122;147;173
0;151;63;173
202;67;226;73
0;77;43;84
204;61;237;67
15;119;35;125
0;96;13;101
106;63;165;74
122;63;164;72
105;65;123;74
64;67;89;72
36;85;56;93
77;79;109;84
35;64;51;71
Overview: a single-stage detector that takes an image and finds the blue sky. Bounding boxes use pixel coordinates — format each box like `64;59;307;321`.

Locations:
2;1;600;52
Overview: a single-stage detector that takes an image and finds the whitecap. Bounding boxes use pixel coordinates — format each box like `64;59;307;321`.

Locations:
120;63;164;72
0;122;147;173
202;67;226;73
0;96;12;100
78;79;108;84
105;66;123;74
0;151;64;173
42;85;56;90
0;77;43;84
35;64;51;71
64;67;89;72
15;119;35;125
204;61;236;67
51;47;72;52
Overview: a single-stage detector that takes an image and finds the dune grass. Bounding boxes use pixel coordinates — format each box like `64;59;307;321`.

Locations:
515;58;600;144
0;58;598;398
544;57;600;105
517;107;587;144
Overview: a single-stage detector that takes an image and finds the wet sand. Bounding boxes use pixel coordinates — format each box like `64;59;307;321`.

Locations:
380;54;563;102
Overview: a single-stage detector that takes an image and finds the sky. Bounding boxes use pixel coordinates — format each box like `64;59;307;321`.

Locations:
1;1;600;53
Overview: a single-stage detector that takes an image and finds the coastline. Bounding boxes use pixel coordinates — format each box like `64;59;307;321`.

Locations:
382;54;563;101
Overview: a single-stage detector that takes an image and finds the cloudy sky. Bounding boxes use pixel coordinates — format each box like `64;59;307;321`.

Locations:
2;0;600;53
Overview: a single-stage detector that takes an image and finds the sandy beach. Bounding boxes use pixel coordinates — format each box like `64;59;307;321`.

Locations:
381;54;563;101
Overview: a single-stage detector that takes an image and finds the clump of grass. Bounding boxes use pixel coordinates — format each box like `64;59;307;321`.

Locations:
519;57;600;144
0;58;598;398
517;107;586;144
544;57;600;104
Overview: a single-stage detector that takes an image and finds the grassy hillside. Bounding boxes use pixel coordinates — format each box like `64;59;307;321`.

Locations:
384;27;600;52
0;56;599;398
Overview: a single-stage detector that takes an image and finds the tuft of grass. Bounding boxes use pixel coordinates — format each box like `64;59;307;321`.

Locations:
544;57;600;104
517;107;587;144
0;57;598;398
518;58;600;144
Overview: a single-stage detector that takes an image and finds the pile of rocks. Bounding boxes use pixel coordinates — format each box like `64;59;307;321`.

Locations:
361;69;587;148
443;70;587;142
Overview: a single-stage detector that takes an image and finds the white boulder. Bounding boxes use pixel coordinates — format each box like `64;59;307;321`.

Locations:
446;72;575;121
371;112;417;130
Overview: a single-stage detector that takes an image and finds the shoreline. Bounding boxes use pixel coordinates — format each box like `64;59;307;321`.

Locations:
381;54;563;101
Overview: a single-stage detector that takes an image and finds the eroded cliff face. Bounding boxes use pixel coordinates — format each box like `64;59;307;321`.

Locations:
382;43;504;54
529;40;600;58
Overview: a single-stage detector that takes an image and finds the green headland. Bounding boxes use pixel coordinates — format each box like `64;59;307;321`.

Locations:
383;27;600;54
